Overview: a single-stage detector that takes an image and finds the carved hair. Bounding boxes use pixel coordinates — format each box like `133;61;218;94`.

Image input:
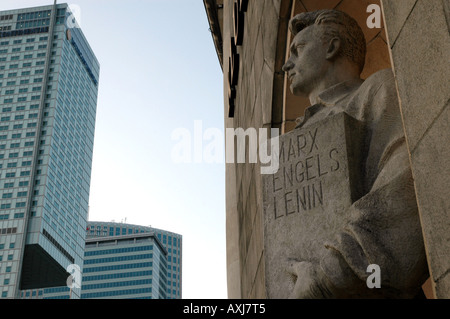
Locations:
290;10;367;73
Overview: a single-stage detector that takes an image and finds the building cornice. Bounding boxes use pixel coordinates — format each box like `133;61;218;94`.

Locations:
203;0;224;70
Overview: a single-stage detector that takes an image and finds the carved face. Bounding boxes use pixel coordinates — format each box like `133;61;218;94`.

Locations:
283;26;329;98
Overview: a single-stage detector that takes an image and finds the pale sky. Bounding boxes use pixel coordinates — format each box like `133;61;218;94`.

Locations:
1;0;227;299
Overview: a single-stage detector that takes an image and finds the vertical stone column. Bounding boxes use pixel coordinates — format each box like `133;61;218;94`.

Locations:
223;0;242;299
223;0;290;298
382;0;450;298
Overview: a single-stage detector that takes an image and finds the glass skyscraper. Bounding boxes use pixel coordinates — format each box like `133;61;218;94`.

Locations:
0;3;99;299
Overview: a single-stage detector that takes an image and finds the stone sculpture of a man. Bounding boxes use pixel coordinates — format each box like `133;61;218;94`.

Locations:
281;9;428;298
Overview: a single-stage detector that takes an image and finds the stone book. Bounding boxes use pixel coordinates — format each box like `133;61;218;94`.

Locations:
263;112;365;299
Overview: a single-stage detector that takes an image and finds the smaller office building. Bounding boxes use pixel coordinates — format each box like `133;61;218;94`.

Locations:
81;232;167;299
86;222;183;299
20;222;182;299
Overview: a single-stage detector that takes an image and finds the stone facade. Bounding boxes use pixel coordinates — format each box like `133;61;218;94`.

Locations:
210;0;449;298
382;0;450;299
223;0;284;299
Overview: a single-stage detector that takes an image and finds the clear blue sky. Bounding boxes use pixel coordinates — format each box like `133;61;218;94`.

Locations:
2;0;227;299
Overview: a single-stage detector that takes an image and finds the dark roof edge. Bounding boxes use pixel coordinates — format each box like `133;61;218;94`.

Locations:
203;0;223;70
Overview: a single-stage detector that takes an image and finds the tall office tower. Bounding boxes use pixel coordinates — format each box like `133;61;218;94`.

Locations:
87;222;183;299
0;3;99;299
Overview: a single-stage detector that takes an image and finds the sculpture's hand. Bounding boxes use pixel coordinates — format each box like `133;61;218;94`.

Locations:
287;260;334;299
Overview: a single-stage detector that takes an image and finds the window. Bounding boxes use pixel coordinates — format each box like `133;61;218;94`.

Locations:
0;14;13;21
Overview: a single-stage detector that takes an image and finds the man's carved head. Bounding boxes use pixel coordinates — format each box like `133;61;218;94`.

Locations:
283;10;366;98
